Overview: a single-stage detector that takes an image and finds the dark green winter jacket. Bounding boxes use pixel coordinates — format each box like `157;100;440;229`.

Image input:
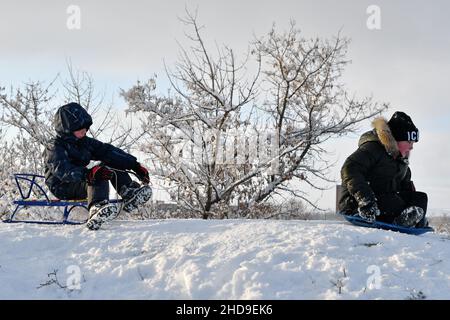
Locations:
339;117;414;214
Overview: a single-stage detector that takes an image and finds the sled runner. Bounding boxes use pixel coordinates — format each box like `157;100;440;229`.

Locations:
339;212;434;235
3;173;121;225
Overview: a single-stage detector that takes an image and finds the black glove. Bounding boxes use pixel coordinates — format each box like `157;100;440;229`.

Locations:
87;165;114;184
133;162;150;184
358;202;381;222
354;191;380;222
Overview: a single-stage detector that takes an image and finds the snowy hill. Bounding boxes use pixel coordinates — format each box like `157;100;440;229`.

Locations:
1;219;449;300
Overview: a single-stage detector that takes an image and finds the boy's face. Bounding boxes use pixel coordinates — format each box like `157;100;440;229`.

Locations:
397;141;414;158
73;128;87;139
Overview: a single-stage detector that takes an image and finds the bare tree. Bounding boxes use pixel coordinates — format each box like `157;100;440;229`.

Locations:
122;11;262;219
0;78;57;172
0;129;17;220
62;61;138;150
250;22;388;208
123;14;387;219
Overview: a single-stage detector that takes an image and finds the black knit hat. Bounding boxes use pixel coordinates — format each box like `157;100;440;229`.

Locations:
387;111;419;142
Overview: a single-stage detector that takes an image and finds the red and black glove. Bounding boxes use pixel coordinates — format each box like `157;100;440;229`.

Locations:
87;165;114;184
133;162;150;184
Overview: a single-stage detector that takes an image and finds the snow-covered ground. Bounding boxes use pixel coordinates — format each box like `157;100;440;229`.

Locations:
1;219;449;300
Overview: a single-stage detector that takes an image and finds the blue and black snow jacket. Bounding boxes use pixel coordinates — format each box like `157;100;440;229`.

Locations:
44;102;138;198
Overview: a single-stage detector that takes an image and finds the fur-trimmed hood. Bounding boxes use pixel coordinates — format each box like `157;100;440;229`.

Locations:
358;117;400;158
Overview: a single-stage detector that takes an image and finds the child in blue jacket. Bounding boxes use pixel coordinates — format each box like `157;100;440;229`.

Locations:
44;102;152;230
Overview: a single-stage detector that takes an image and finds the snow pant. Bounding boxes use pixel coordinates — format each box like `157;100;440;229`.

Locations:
376;191;428;224
51;169;133;209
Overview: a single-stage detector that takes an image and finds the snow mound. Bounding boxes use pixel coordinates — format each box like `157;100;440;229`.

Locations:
1;219;449;299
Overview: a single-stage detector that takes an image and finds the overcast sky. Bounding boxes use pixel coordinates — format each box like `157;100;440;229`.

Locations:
1;0;449;212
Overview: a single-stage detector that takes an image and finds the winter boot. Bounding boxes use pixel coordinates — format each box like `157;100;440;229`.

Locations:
416;216;429;228
393;206;424;228
120;181;152;213
86;200;120;231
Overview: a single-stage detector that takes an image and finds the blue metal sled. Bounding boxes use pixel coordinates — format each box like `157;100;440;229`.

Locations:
339;213;434;235
3;173;121;225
